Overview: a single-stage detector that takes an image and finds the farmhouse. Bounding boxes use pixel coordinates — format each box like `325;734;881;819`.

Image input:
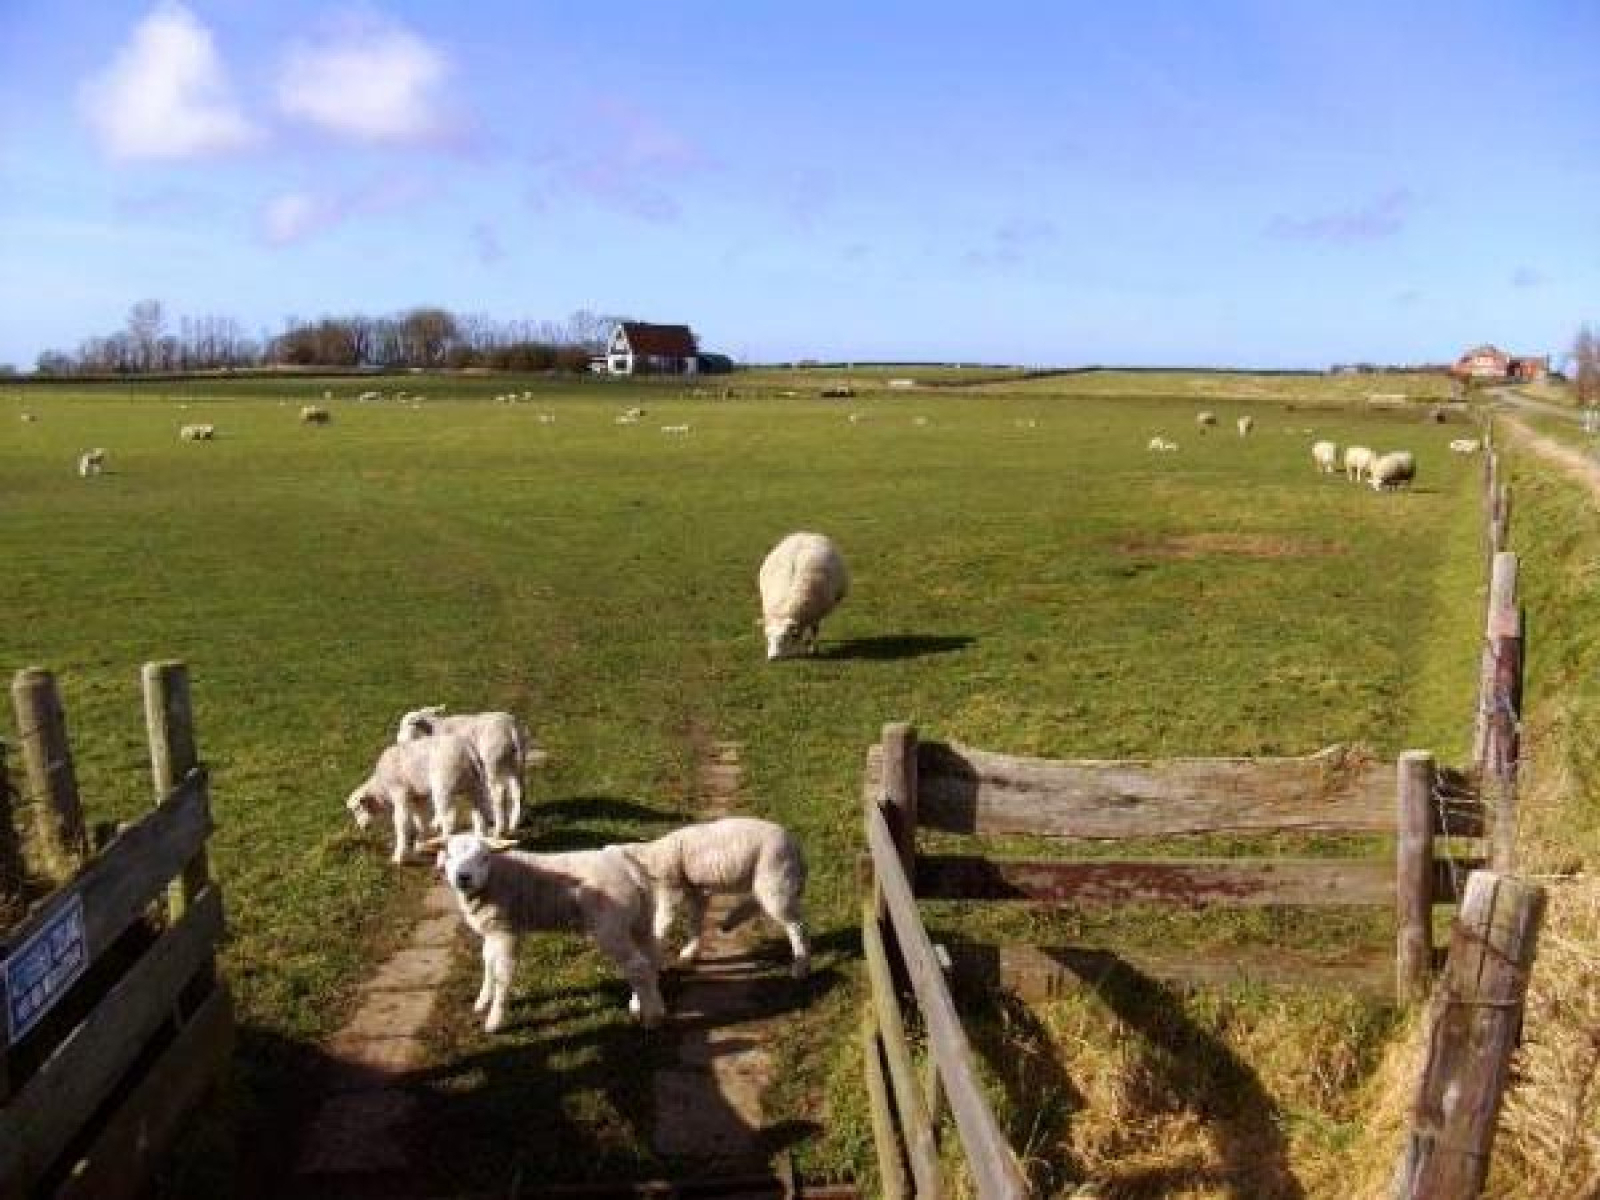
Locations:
1451;343;1549;381
604;322;699;376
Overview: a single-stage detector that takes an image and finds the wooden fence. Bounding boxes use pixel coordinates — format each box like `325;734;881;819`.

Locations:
0;662;231;1199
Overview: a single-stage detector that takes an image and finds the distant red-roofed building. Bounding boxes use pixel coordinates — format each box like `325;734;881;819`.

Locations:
1451;344;1548;381
605;322;699;376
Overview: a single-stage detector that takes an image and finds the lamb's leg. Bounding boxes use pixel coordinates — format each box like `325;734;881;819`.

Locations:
390;798;413;865
676;889;709;964
651;887;681;960
474;938;495;1013
756;877;811;979
482;931;515;1033
503;772;523;835
617;944;665;1028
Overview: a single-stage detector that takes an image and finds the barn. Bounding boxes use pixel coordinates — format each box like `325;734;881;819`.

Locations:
605;322;699;376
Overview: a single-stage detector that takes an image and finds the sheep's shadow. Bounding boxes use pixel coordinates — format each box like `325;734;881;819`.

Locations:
536;794;691;825
819;633;975;661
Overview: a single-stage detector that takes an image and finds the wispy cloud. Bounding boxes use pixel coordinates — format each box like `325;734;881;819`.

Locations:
531;96;710;222
964;217;1058;268
1268;189;1412;242
1511;265;1545;288
79;1;258;162
276;12;463;147
258;175;437;246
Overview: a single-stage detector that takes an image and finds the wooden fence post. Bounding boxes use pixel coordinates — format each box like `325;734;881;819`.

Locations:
0;741;26;924
1473;552;1519;771
880;723;919;889
10;668;88;883
142;661;210;920
1485;586;1523;874
1395;871;1544;1200
1396;751;1435;1007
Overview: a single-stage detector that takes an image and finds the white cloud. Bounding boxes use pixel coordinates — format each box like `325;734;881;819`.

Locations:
79;1;258;162
277;15;457;145
261;191;338;245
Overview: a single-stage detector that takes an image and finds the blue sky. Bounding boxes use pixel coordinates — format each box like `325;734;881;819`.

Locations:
1;0;1596;369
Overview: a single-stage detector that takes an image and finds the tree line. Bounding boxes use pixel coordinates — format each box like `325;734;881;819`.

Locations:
32;301;633;375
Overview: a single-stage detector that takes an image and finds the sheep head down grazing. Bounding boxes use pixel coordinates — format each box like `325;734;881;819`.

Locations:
396;705;535;837
758;531;849;661
437;833;666;1033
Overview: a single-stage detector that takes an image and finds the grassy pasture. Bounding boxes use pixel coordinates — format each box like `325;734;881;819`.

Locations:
0;373;1482;1194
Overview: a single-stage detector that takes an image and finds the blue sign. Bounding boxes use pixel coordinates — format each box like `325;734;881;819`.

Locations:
5;893;87;1043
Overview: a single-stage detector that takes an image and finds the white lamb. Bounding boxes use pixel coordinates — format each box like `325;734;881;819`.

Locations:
179;423;216;441
396;707;534;837
618;817;809;979
1312;440;1339;474
77;448;106;477
660;424;691;434
1236;415;1254;436
758;531;849;660
1370;450;1417;491
438;833;665;1033
300;405;331;425
1147;436;1179;452
1449;438;1482;454
1343;445;1375;482
344;733;493;864
1196;411;1218;431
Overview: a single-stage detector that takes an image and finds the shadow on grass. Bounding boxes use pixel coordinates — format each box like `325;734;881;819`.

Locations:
819;634;975;661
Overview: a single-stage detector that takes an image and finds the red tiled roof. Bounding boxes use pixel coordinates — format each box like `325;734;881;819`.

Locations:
619;322;697;357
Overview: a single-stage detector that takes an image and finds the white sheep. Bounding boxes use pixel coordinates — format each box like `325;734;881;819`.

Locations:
344;734;493;864
1312;440;1339;474
1196;411;1218;431
1449;438;1482;454
619;817;809;978
758;531;849;661
1370;450;1417;491
624;406;646;419
20;411;35;423
77;448;106;477
1147;436;1179;452
660;424;691;434
1236;415;1254;437
438;833;665;1033
537;413;557;424
396;707;534;837
300;405;331;425
615;414;640;425
179;423;216;441
1343;445;1375;482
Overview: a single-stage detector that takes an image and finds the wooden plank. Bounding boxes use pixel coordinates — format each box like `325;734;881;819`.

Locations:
142;662;211;922
54;982;233;1200
860;901;943;1199
1;887;223;1194
916;742;1395;836
1487;628;1522;874
0;771;209;1028
859;1018;910;1200
868;809;1030;1198
1396;752;1435;1006
9;670;88;884
0;742;25;928
916;855;1396;906
945;941;1394;1002
1473;553;1518;768
880;724;918;886
1397;872;1545;1199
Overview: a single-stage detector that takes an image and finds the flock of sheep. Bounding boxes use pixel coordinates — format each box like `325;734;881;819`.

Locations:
341;530;844;1034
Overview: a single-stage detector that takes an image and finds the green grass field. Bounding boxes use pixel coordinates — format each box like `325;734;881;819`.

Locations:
0;371;1485;1195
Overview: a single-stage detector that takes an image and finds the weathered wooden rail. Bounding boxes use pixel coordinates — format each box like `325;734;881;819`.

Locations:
0;662;231;1199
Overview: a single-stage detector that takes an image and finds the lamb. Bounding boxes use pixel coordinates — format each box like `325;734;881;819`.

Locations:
396;707;534;837
20;411;35;423
300;405;331;425
660;424;691;434
1147;436;1179;452
77;448;106;477
1369;450;1417;491
1236;415;1254;436
179;423;216;441
1312;440;1339;474
1449;438;1482;454
614;414;640;425
758;531;849;660
344;733;494;864
1196;411;1218;431
1342;445;1375;482
618;817;809;979
438;833;665;1033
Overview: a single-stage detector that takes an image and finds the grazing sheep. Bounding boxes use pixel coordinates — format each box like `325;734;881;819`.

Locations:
1370;450;1417;492
20;411;35;423
1196;411;1218;431
537;413;557;424
179;423;216;441
1014;418;1039;429
615;414;640;425
345;734;493;864
758;531;849;661
396;707;534;837
624;406;646;419
438;833;664;1033
77;448;106;477
1342;445;1375;482
660;424;691;434
1147;436;1179;452
847;413;864;424
619;817;809;978
1449;438;1482;454
1312;440;1339;474
300;405;331;425
1236;416;1254;437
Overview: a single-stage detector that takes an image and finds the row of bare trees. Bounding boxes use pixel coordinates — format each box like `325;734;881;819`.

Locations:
34;301;630;376
1574;325;1599;408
